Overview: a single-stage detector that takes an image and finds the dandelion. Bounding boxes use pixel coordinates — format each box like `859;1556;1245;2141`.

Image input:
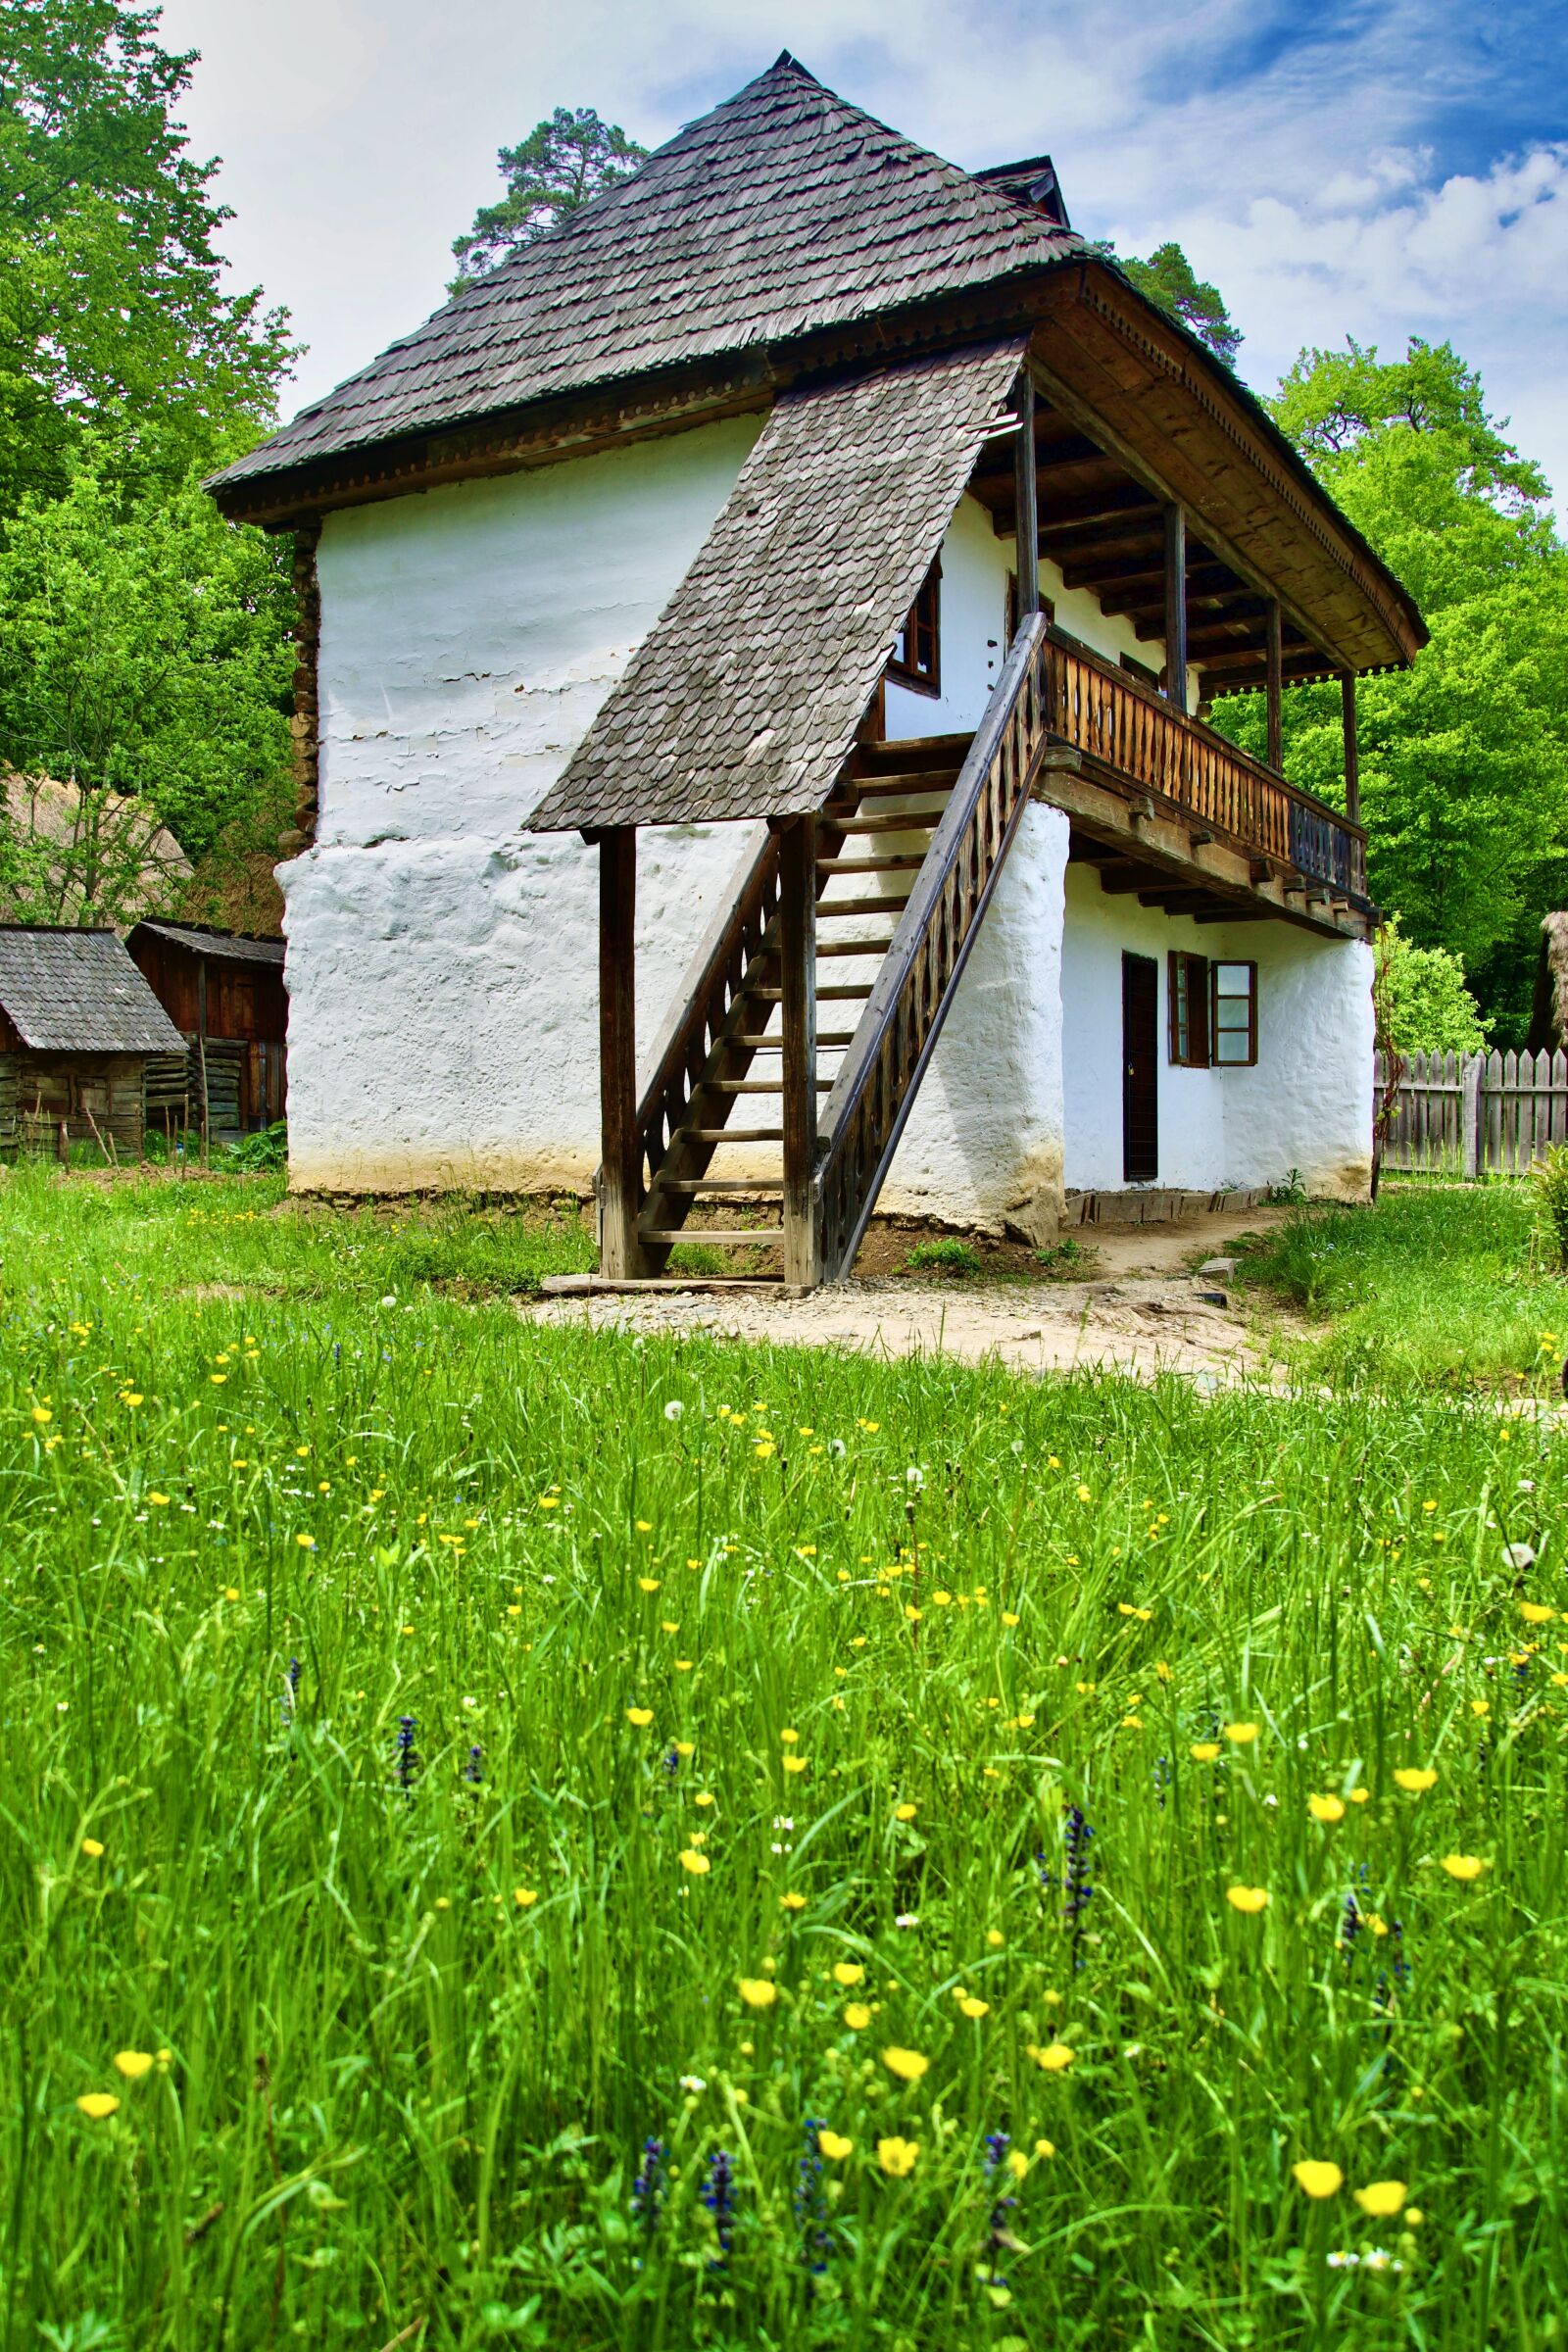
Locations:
1440;1854;1486;1881
782;1753;808;1774
1026;2041;1075;2072
1502;1543;1537;1571
832;1961;865;1986
738;1978;777;2009
1394;1766;1438;1792
1226;1886;1269;1914
957;1995;990;2020
877;2135;919;2178
1292;2159;1344;2199
1308;1793;1346;1824
112;2051;154;2081
818;2129;853;2161
1190;1741;1221;1762
678;1849;710;1876
295;1533;316;1550
513;1887;538;1907
663;1399;684;1421
1223;1722;1259;1745
780;1890;807;1912
637;1577;660;1593
75;2093;120;2120
844;2003;872;2031
881;2045;929;2082
1522;1601;1555;1624
626;1706;654;1727
895;1801;917;1822
1354;2180;1407;2218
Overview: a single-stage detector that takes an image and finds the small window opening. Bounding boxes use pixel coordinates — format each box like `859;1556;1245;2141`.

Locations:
889;559;941;695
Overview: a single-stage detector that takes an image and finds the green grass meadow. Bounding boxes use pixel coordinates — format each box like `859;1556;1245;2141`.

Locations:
5;1170;1568;2348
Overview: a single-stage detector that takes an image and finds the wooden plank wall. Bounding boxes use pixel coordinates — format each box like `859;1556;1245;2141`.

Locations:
1377;1051;1568;1175
0;1053;146;1156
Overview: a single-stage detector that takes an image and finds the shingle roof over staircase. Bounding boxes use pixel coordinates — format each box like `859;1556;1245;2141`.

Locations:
210;56;1077;501
529;336;1027;832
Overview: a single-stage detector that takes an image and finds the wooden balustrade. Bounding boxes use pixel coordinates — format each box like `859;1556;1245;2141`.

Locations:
1042;630;1367;901
814;613;1052;1281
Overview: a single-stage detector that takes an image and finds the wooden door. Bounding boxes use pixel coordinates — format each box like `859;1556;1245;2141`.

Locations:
1122;953;1158;1182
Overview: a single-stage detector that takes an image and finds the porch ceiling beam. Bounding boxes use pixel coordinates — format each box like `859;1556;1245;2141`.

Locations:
1098;562;1238;614
1023;351;1362;676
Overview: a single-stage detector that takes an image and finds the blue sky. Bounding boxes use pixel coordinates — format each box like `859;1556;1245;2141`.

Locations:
163;0;1567;513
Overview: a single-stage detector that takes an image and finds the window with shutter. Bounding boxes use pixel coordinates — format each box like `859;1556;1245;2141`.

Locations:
1168;952;1210;1067
888;558;941;694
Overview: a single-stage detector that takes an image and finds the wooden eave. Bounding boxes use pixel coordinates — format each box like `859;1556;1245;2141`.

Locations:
210;254;1424;704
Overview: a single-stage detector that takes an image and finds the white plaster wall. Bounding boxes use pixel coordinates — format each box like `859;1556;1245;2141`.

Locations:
884;804;1068;1235
882;496;1194;744
1059;863;1372;1198
284;419;766;1192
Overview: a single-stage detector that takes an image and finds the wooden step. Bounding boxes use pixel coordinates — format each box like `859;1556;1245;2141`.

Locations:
834;812;942;835
679;1126;783;1143
857;733;972;774
705;1077;836;1093
730;1031;857;1050
658;1179;785;1195
817;894;912;919
817;854;928;874
818;936;897;957
639;1227;782;1246
820;984;873;1000
838;772;959;798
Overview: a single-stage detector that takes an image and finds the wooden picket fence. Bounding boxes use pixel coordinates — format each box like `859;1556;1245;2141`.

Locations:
1376;1050;1568;1176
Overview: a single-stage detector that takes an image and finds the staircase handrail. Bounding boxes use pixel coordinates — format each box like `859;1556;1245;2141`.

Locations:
814;611;1053;1278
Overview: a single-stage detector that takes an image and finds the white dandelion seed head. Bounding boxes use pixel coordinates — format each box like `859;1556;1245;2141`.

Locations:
1503;1542;1537;1570
906;1466;925;1489
664;1399;684;1421
828;1439;847;1459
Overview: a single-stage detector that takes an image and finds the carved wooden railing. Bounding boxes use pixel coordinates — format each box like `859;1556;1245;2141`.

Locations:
1041;629;1368;903
629;828;783;1255
814;612;1053;1283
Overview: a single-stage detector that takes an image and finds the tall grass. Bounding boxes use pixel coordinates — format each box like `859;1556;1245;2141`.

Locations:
1242;1181;1568;1395
2;1169;1567;2346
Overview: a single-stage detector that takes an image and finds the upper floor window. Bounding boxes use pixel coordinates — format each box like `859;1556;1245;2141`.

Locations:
889;559;941;695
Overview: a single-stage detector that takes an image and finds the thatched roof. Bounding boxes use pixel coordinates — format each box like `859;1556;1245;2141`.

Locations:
1527;912;1568;1054
1;772;190;929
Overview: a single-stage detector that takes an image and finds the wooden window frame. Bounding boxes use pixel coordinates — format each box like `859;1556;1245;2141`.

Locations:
888;558;942;696
1168;951;1210;1068
1210;959;1258;1067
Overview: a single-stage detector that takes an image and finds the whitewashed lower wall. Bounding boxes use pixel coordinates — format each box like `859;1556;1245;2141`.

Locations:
1059;863;1372;1199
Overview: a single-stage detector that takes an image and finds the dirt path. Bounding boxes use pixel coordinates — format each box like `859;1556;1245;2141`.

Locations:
521;1206;1297;1383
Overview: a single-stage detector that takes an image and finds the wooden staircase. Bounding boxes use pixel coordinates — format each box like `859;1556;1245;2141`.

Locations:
611;612;1057;1287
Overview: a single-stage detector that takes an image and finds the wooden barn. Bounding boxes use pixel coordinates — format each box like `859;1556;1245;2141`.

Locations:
0;927;185;1158
126;922;287;1140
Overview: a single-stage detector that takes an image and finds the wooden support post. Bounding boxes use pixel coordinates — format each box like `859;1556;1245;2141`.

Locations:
777;813;820;1291
1341;669;1360;826
1264;597;1283;772
1163;504;1188;713
597;827;647;1278
1012;369;1039;626
196;957;210;1167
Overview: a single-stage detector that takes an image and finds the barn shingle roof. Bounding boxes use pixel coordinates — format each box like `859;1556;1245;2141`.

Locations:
133;922;285;968
0;928;186;1054
210;55;1076;502
530;336;1027;832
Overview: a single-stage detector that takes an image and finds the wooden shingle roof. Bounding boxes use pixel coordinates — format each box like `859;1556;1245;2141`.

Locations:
132;922;284;968
210;55;1076;506
529;337;1028;832
0;928;185;1054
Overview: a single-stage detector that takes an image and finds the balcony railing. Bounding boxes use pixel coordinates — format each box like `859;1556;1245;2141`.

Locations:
1042;628;1368;904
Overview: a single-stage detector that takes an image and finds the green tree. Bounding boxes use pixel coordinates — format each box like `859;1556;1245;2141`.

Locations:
451;106;650;285
1216;340;1568;994
1099;240;1242;367
0;0;294;514
1373;915;1490;1055
0;447;294;889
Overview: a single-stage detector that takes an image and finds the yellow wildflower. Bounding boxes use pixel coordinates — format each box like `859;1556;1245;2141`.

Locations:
677;1850;710;1876
626;1707;654;1727
1226;1886;1269;1914
1440;1854;1486;1881
877;2135;918;2178
957;1995;989;2021
1190;1741;1221;1763
1223;1722;1258;1744
1394;1766;1438;1792
1292;2159;1344;2199
780;1890;808;1912
844;2002;872;2031
1026;2042;1075;2072
80;1838;104;1859
1307;1793;1346;1824
881;2046;929;2082
75;2093;120;2121
738;1978;777;2009
832;1961;865;1986
818;2129;853;2161
1354;2180;1407;2218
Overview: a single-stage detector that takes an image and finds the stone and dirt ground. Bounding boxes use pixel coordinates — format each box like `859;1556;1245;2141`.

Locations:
523;1204;1298;1382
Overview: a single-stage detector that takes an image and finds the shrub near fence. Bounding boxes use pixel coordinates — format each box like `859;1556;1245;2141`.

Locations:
1376;1049;1568;1175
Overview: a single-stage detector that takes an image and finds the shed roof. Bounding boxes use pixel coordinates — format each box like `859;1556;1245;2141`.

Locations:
0;928;186;1054
529;336;1027;832
209;55;1075;504
131;921;285;969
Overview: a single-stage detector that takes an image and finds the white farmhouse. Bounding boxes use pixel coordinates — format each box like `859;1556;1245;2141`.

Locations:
210;55;1425;1286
